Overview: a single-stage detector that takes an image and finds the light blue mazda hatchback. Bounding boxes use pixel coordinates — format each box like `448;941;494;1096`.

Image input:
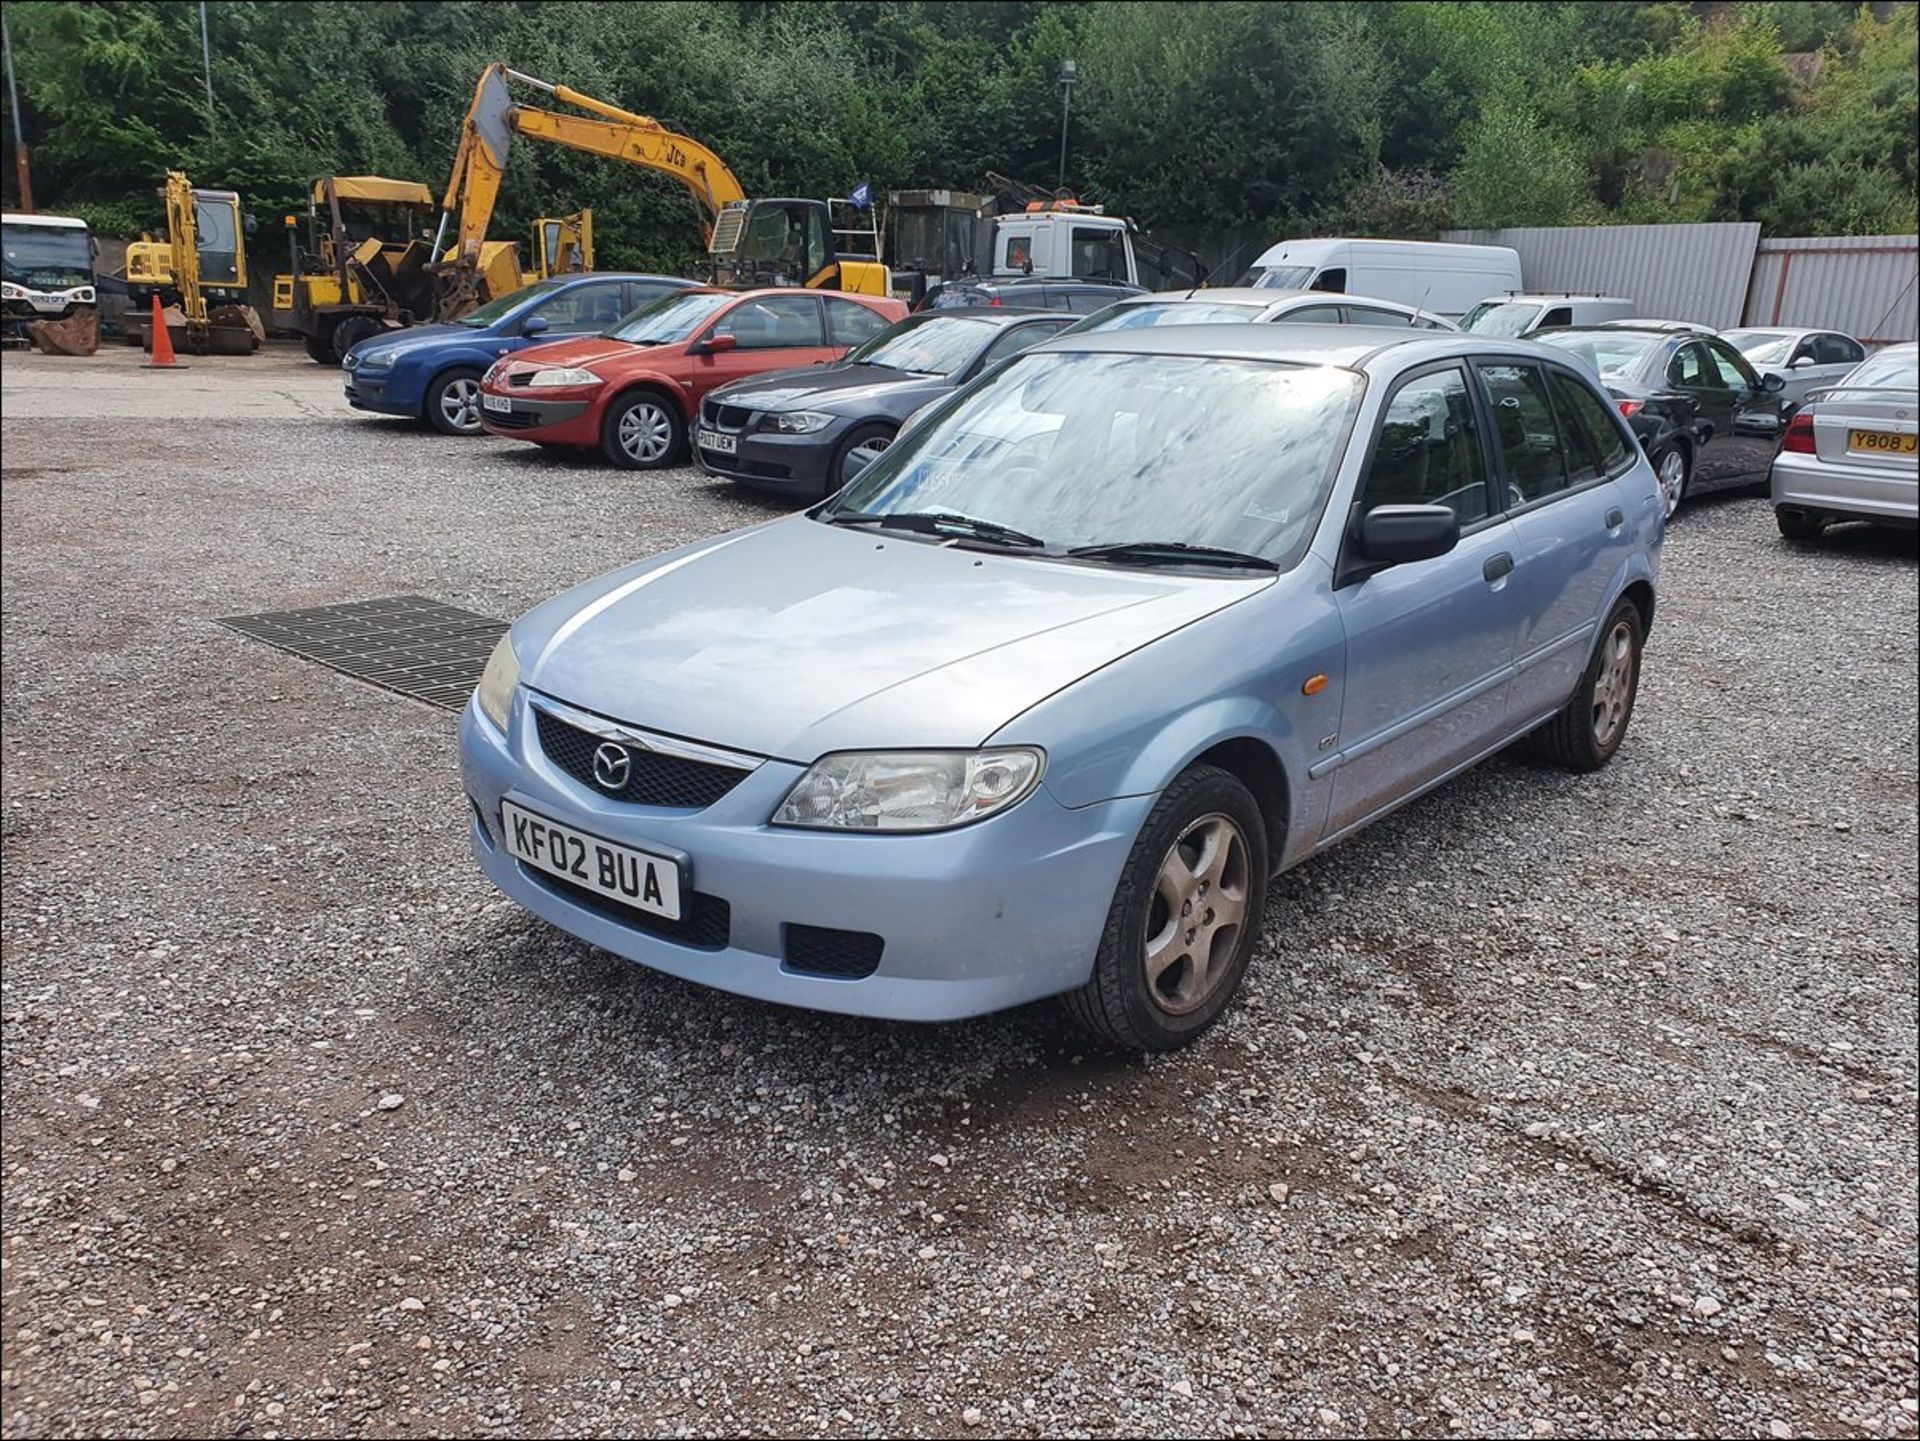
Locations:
460;326;1663;1049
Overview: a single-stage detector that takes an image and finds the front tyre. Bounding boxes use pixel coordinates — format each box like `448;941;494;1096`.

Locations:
1530;597;1644;772
1063;764;1269;1052
601;390;685;470
424;367;485;436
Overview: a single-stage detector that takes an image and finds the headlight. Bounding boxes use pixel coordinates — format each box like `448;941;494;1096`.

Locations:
773;748;1043;832
0;283;23;300
770;410;836;435
483;359;508;385
475;635;520;731
527;366;602;388
76;288;95;303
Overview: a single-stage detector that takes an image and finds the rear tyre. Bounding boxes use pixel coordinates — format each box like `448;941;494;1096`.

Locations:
828;422;896;497
601;391;685;470
303;329;337;365
1653;444;1690;520
1530;598;1644;772
424;367;486;436
1062;765;1269;1052
330;316;385;364
1775;507;1825;543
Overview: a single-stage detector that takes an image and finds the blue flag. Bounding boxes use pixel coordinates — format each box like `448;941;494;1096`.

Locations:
849;182;873;210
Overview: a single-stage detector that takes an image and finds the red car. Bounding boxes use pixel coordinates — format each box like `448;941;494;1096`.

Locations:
478;286;907;469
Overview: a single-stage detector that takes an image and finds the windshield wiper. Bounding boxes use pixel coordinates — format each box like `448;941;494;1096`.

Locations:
1066;540;1278;571
823;510;1049;549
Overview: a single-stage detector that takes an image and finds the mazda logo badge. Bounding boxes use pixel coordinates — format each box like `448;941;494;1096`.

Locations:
591;742;632;790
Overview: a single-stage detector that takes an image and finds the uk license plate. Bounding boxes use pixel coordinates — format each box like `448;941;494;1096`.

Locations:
697;429;738;455
501;801;682;920
482;392;512;414
1848;429;1916;455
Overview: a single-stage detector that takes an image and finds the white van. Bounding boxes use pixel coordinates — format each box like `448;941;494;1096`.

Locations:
1460;293;1639;337
1237;238;1522;320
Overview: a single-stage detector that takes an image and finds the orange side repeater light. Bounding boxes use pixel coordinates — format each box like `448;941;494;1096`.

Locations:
1302;674;1329;696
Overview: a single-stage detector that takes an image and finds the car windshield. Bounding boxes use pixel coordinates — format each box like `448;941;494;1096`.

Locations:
1842;347;1919;391
1460;301;1543;337
846;314;992;375
1537;330;1658;382
2;222;92;289
1239;264;1315;290
1063;301;1264;335
823;350;1363;569
1722;330;1796;366
457;279;565;328
606;290;732;344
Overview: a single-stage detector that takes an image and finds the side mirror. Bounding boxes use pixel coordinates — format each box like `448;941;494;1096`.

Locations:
842;444;882;484
693;331;738;355
1356;504;1460;566
1789;353;1816;370
1761;371;1786;393
520;314;550;337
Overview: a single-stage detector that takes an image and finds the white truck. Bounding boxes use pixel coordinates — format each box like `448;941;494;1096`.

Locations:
2;213;98;328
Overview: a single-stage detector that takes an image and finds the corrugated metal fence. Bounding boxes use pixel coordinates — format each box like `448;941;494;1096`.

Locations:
1441;223;1761;328
1743;235;1918;345
1440;223;1918;341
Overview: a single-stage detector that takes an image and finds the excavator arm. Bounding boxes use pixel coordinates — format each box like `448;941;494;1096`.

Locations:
437;63;746;282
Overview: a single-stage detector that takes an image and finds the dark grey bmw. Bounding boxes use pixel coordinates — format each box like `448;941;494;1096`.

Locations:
692;308;1073;499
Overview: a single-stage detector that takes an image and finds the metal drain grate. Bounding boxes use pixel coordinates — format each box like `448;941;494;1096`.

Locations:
219;595;506;711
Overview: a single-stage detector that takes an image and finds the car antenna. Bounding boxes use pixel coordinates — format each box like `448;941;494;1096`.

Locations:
1411;286;1432;328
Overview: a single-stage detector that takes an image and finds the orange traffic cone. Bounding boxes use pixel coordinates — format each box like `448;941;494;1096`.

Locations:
142;293;186;370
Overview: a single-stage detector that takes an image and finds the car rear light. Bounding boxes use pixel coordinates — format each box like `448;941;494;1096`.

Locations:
1782;411;1816;454
1616;399;1644;419
987;296;1002;307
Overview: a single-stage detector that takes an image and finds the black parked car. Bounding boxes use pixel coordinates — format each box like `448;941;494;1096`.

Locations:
1536;324;1785;519
917;275;1146;315
693;308;1076;498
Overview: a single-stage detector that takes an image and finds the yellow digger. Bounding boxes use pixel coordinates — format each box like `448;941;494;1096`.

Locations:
271;175;523;363
432;64;888;315
123;171;262;355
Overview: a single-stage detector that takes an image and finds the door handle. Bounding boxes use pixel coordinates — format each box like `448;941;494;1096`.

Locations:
1483;552;1514;583
1605;507;1624;528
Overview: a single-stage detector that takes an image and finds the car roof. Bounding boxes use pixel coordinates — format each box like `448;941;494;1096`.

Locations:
1596;318;1717;334
928;306;1073;324
1030;322;1558;371
1106;287;1283;307
1484;293;1632;304
547;271;697;286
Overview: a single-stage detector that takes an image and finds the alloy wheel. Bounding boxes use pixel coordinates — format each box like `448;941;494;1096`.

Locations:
618;401;675;463
1143;812;1250;1016
441;378;482;433
1657;449;1687;519
1590;619;1636;747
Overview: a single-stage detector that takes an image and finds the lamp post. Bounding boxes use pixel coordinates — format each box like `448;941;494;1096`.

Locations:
1056;58;1078;192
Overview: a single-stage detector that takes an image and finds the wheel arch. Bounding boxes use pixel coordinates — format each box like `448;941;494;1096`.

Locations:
418;357;487;420
604;375;693;422
1188;736;1292;864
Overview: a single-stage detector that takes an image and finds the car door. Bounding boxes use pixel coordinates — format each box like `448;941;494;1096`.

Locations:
1705;338;1784;481
1326;363;1523;838
688;293;830;404
1663;340;1746;490
504;278;630;355
1488;361;1639;720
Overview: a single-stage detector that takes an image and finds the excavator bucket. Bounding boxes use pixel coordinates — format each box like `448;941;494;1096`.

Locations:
140;301;263;356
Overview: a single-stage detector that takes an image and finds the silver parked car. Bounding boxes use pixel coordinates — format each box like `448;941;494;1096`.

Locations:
461;326;1663;1050
1722;327;1869;414
1063;287;1459;335
1771;342;1918;541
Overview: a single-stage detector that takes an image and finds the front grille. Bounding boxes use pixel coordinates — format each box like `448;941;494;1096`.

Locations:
508;372;535;388
534;708;751;809
484;409;541;430
701;398;754;431
784;924;884;979
530;868;731;951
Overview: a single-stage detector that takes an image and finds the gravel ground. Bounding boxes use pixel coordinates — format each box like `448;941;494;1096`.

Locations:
3;349;1917;1438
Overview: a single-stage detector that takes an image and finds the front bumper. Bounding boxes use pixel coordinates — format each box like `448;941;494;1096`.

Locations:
1771;452;1919;527
343;373;413;419
457;690;1150;1022
477;391;598;444
694;420;845;489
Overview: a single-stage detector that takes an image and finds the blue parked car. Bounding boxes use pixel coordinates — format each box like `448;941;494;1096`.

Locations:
460;326;1663;1049
342;273;698;435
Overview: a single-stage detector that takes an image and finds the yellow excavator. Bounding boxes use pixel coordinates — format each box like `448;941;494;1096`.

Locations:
432;64;888;317
123;171;262;355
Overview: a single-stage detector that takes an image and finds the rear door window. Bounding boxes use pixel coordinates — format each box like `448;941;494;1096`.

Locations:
1477;363;1570;504
1548;369;1633;478
1667;342;1727;391
1816;333;1864;366
1360;366;1492;525
1278;304;1345;324
825;297;892;347
1344;306;1413;328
